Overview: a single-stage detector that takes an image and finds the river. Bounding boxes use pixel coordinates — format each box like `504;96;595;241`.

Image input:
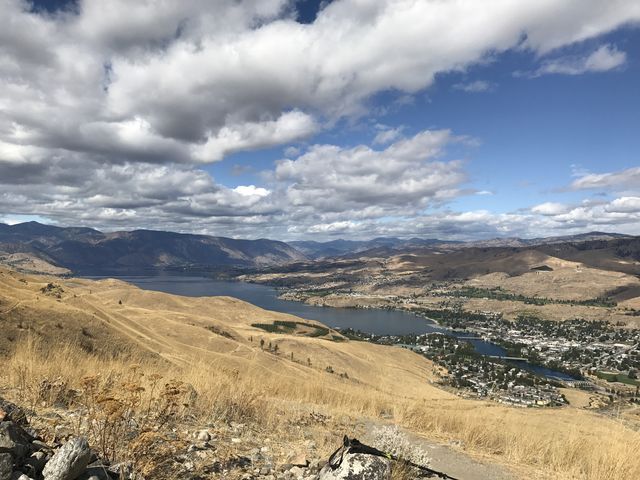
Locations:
93;274;576;381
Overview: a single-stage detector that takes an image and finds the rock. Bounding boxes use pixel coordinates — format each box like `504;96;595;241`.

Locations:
289;465;305;479
318;452;391;480
11;474;33;480
76;466;116;480
105;463;132;479
42;437;91;480
287;452;308;467
0;422;32;460
0;400;28;427
0;453;12;480
25;451;48;476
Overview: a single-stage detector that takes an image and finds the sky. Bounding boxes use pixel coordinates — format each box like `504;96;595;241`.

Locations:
1;0;639;240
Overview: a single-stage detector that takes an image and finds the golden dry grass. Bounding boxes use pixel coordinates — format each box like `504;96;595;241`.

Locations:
465;255;640;301
1;267;640;479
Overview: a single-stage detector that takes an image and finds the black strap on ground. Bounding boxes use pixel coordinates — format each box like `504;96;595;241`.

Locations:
327;435;459;480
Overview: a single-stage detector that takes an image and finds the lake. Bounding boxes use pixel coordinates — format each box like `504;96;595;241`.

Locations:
92;274;575;381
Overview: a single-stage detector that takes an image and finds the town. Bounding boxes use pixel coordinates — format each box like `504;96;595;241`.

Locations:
280;285;640;398
340;329;568;407
425;312;640;387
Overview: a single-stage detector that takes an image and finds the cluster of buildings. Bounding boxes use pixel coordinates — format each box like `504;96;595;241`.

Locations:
455;316;640;382
342;329;568;408
432;343;567;407
496;385;566;407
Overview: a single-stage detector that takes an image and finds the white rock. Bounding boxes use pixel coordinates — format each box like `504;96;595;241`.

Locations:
42;437;91;480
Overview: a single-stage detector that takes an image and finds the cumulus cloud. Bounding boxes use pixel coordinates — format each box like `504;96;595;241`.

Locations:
527;44;627;77
606;197;640;213
233;185;271;198
524;197;640;235
570;166;640;192
275;130;466;212
531;202;572;216
3;0;640;168
191;111;318;163
2;0;640;238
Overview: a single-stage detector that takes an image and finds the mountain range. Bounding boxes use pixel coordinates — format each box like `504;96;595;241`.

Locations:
291;231;632;259
0;221;635;274
0;222;305;273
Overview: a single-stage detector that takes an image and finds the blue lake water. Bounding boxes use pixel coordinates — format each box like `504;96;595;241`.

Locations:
91;274;575;381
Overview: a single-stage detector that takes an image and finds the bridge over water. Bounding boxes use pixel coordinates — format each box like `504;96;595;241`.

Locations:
486;355;528;361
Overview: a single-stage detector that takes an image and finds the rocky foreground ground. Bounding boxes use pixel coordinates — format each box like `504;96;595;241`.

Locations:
1;394;326;480
1;395;489;480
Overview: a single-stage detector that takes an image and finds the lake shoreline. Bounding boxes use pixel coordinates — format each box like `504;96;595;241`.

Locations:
85;273;577;381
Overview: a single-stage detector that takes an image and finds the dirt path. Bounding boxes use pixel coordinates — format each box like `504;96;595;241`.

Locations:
362;422;516;480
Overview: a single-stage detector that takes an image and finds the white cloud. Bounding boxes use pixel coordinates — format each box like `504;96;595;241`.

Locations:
529;44;627;77
452;80;495;93
531;202;572;216
191;111;318;163
525;197;640;235
570;166;640;192
606;197;640;213
2;0;640;238
306;221;360;234
233;185;271;198
276;129;467;211
373;126;404;145
3;0;639;169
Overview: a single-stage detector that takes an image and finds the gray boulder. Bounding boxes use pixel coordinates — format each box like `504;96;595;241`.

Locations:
0;453;12;480
318;452;391;480
42;438;91;480
0;422;32;460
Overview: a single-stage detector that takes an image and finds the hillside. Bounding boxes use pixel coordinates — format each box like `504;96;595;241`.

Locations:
289;233;632;259
0;222;307;273
1;267;640;479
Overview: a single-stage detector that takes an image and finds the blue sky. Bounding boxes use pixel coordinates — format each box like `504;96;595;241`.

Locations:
1;1;639;239
216;25;640;208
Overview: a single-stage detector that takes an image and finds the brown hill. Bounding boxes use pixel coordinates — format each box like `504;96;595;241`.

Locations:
0;221;307;274
1;267;639;479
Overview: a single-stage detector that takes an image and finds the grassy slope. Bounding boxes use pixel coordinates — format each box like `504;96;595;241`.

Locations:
1;267;639;479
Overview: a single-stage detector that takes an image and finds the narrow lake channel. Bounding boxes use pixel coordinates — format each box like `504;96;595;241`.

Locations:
91;274;576;381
